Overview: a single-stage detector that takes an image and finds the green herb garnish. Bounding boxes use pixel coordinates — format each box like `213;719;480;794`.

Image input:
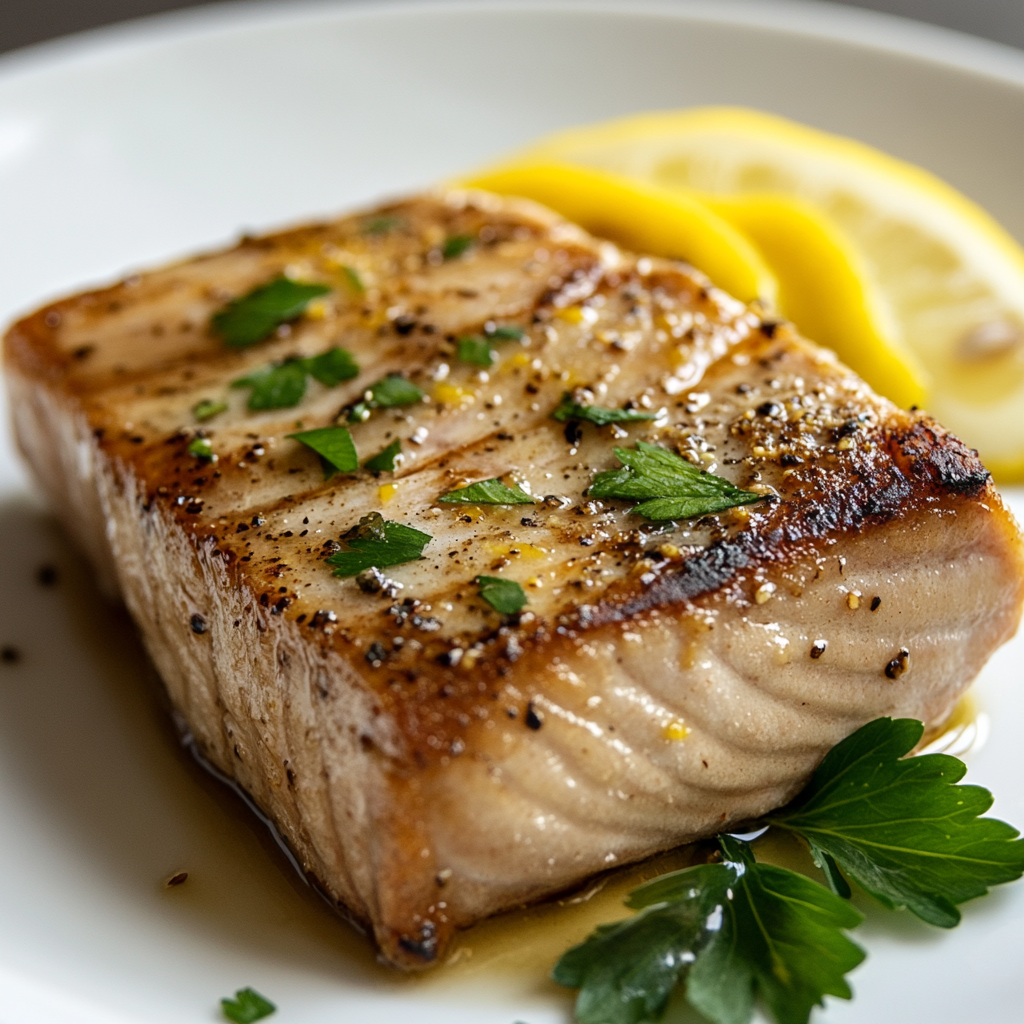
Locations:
287;425;358;479
347;374;424;422
438;478;535;505
457;324;526;367
326;512;431;577
232;360;308;410
363;215;403;235
486;324;526;340
303;347;359;387
211;277;330;348
193;399;227;422
553;717;1024;1024
457;336;497;367
231;347;358;410
342;265;365;294
187;437;215;460
365;439;402;474
475;575;527;615
589;440;762;520
552;392;658;427
442;234;474;260
768;716;1024;926
220;987;276;1023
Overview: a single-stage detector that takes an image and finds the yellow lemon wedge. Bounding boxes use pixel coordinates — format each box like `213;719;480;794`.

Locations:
517;106;1024;480
462;162;778;306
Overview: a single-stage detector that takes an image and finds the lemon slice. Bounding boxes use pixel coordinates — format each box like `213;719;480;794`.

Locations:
462;162;778;306
519;107;1024;480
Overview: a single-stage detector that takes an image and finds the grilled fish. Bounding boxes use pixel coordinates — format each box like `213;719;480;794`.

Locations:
5;190;1023;968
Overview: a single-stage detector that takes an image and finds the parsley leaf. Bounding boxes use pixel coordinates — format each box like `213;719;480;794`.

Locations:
231;347;358;410
486;324;526;340
193;399;227;422
769;717;1024;927
220;987;276;1023
554;835;864;1024
326;512;431;576
438;478;535;505
552;392;658;427
187;437;215;461
232;360;308;410
304;347;359;386
457;336;497;367
589;441;763;520
364;439;402;474
212;277;330;348
341;265;365;294
347;374;425;422
287;425;358;479
475;575;527;615
442;234;474;259
457;324;526;367
363;215;403;235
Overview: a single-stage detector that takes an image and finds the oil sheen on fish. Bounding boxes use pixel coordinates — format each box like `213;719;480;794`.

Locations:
5;190;1023;969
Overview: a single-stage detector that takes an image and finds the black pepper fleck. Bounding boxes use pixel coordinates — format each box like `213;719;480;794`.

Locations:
525;702;543;730
190;614;208;635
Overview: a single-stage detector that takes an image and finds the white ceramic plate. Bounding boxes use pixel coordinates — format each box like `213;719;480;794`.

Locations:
1;2;1022;1022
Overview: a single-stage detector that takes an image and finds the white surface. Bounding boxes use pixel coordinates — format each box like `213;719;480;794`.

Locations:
0;2;1022;1022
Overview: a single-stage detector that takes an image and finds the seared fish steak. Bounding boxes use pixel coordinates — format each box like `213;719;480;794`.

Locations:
5;190;1023;968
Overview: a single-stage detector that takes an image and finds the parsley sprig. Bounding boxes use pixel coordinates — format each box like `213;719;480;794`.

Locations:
589;441;762;520
231;347;358;410
554;718;1024;1024
212;277;330;348
326;512;431;576
768;717;1024;926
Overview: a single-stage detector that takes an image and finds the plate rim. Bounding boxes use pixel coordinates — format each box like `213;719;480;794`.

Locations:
2;0;1024;92
1;2;1023;1022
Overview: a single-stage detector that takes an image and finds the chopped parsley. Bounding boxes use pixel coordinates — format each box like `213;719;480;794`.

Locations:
486;324;526;341
220;987;276;1023
341;265;365;294
347;374;425;422
475;575;527;615
553;717;1024;1024
457;324;527;367
303;347;359;387
442;234;474;260
364;439;402;474
211;277;331;348
457;336;497;367
363;215;403;235
326;512;431;577
589;441;763;520
193;399;227;422
552;392;658;427
231;347;358;410
187;437;215;461
287;425;358;479
438;478;535;505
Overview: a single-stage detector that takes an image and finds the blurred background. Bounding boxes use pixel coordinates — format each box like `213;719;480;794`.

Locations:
0;0;1022;57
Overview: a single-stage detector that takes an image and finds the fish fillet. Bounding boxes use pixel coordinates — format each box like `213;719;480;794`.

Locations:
4;189;1023;968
